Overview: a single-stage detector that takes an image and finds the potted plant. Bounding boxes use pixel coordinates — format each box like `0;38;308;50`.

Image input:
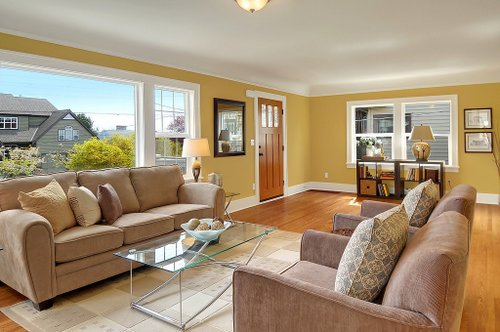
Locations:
358;137;376;156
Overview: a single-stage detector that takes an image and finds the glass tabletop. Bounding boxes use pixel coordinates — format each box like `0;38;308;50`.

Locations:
114;221;275;273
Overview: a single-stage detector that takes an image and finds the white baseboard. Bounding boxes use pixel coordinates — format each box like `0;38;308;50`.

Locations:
227;182;499;212
306;181;357;193
476;193;500;205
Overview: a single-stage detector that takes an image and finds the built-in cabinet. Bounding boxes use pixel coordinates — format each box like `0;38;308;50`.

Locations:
356;159;444;200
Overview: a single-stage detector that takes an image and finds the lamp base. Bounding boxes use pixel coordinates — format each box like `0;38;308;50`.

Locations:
192;159;201;182
412;141;431;161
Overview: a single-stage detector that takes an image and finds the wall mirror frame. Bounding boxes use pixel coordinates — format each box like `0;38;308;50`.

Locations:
214;98;246;157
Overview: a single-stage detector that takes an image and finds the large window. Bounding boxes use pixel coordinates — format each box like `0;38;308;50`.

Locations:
154;88;190;173
347;95;458;170
0;50;199;180
0;117;18;129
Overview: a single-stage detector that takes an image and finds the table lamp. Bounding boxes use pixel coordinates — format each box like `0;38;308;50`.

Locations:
409;125;435;161
218;129;231;153
182;138;211;182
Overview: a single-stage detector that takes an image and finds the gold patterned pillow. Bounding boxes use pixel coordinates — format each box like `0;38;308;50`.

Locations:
335;204;409;301
18;179;77;234
402;179;439;227
67;186;102;227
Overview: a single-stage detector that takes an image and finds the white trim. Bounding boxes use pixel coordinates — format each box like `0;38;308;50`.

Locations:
0;49;200;168
307;182;357;193
246;90;288;201
476;193;500;205
226;195;259;213
346;95;459;169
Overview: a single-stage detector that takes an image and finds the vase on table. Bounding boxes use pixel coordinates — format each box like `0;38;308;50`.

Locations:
365;145;375;157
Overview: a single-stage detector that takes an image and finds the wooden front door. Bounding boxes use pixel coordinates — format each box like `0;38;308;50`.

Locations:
258;98;284;201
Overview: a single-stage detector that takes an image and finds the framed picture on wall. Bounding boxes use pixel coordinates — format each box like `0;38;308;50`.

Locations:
465;132;493;153
464;108;492;129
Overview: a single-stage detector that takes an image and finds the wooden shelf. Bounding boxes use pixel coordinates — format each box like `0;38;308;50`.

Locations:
356;159;444;200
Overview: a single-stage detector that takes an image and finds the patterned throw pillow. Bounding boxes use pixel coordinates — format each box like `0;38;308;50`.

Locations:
18;179;77;234
402;179;439;227
335;204;409;301
68;186;102;227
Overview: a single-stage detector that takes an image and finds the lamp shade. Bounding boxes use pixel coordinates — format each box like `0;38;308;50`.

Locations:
235;0;270;13
218;129;230;141
182;138;211;157
409;125;435;141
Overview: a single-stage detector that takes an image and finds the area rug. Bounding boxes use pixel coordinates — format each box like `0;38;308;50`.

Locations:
1;230;302;332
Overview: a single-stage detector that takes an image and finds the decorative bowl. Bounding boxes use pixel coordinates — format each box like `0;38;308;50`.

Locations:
181;219;231;242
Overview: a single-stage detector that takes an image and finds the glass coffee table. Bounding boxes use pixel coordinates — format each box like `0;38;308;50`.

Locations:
115;221;275;330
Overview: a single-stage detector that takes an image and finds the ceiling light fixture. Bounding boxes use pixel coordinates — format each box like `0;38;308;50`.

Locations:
235;0;270;13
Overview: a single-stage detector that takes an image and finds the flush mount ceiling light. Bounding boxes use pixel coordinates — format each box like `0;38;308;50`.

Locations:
235;0;270;13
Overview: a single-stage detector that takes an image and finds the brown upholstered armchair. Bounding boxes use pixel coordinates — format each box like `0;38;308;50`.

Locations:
233;211;470;332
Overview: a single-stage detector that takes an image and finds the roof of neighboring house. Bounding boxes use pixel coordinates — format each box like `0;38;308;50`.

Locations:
0;127;38;144
32;110;72;142
0;93;58;116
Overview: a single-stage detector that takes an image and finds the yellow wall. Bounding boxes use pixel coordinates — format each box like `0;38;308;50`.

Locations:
310;83;500;195
0;33;311;199
1;32;498;197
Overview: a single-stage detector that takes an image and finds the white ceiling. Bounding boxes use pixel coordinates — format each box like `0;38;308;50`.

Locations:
1;0;500;96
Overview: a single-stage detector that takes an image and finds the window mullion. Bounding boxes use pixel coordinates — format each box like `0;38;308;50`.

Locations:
393;102;403;159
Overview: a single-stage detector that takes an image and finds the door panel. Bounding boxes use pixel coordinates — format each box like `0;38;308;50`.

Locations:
258;98;284;201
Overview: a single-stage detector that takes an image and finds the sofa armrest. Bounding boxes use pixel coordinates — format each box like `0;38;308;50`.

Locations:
360;200;399;217
0;209;56;304
333;213;368;231
300;230;351;269
178;183;225;220
233;266;435;332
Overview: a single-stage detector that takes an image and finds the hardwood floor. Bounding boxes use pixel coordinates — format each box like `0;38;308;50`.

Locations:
0;190;498;331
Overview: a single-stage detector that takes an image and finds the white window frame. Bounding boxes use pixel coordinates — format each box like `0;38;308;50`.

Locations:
346;95;459;171
0;116;19;129
154;86;196;175
0;50;200;177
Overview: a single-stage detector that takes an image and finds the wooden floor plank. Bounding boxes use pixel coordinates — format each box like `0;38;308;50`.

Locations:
0;190;498;331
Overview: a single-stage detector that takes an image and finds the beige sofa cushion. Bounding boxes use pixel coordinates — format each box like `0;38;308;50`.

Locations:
54;225;123;263
78;168;140;213
18;179;77;235
130;166;185;211
0;171;77;211
335;205;409;301
112;213;174;244
146;204;213;229
68;186;102;227
402;179;439;227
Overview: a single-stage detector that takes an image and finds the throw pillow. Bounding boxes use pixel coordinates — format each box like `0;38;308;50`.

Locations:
335;204;409;301
18;179;76;235
97;183;123;224
402;179;440;227
68;186;102;227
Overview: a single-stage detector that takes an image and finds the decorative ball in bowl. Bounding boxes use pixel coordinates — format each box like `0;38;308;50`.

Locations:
181;218;231;242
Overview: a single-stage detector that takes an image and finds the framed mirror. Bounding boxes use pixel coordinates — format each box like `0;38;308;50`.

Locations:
214;98;245;157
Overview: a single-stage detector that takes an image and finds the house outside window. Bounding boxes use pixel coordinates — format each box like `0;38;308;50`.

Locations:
58;126;80;141
154;87;191;174
347;95;458;170
0;117;18;129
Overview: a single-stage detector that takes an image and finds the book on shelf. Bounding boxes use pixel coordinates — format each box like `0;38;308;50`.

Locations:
379;171;394;180
405;168;420;181
377;183;390;197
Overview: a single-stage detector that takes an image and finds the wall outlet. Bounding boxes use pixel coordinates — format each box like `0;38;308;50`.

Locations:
250;139;255;146
324;172;329;179
252;183;256;190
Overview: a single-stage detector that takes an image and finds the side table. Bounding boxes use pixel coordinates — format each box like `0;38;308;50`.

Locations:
224;192;240;221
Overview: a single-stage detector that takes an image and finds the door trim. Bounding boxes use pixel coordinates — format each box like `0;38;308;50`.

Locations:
246;90;288;200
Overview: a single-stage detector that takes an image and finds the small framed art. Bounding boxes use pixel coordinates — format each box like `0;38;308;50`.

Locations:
464;132;493;153
464;108;492;129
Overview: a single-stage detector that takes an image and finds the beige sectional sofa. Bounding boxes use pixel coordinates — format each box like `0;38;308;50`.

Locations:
0;165;225;310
